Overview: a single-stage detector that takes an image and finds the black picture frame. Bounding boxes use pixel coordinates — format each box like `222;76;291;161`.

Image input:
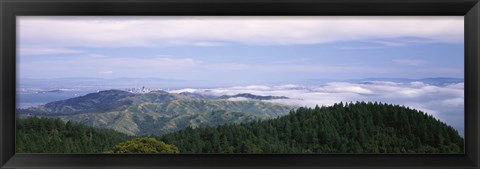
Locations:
1;0;479;168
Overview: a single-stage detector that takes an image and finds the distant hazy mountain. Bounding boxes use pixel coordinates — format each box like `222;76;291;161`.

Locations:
19;90;136;115
350;77;463;86
18;90;294;136
219;93;289;100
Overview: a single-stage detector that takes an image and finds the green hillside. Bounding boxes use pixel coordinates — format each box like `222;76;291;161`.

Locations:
16;117;131;153
161;102;464;153
18;90;294;135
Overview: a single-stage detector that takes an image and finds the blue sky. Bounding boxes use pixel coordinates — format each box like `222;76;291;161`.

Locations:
18;16;464;86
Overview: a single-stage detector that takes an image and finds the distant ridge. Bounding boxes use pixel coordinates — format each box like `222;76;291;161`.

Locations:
19;90;136;115
349;77;463;86
18;89;294;136
219;93;289;100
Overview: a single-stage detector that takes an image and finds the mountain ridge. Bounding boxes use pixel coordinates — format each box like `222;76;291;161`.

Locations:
219;93;289;100
18;89;295;135
349;77;463;86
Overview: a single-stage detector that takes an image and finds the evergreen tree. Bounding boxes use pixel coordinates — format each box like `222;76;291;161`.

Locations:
16;117;131;153
162;102;464;154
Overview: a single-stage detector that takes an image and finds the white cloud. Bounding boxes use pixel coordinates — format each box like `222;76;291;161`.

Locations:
168;80;464;135
314;82;374;95
446;82;464;89
18;16;463;48
19;47;83;55
442;98;464;106
171;81;463;109
398;89;423;97
410;81;427;87
230;85;272;91
170;88;198;93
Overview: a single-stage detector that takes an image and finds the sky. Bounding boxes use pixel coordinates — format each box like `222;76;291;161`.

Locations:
17;16;464;86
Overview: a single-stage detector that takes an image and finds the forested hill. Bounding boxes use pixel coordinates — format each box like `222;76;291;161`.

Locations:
16;117;131;153
18;90;294;136
161;102;464;153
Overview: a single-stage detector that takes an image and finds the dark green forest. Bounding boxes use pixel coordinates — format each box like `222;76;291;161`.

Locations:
16;117;131;153
160;102;464;153
17;102;464;153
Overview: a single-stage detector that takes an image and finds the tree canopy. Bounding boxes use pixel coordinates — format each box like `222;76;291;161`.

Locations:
111;137;179;153
17;101;464;154
16;116;131;153
161;101;464;153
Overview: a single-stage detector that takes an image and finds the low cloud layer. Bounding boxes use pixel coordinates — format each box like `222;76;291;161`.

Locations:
170;81;464;136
